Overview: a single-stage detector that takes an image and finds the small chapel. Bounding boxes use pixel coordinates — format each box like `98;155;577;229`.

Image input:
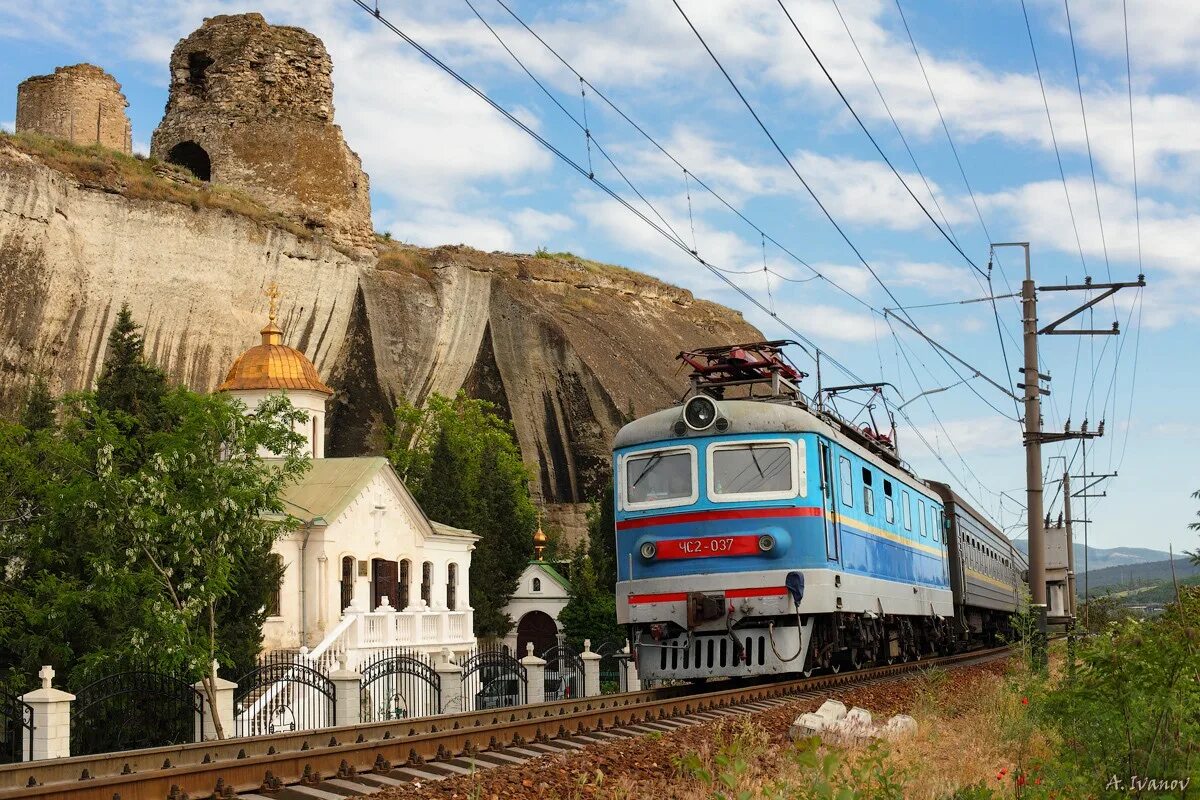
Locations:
217;290;478;663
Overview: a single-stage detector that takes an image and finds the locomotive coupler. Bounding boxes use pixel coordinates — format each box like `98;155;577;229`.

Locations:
686;591;725;628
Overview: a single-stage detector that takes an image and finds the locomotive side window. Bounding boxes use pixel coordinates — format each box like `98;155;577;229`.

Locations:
883;480;895;524
901;490;912;530
621;446;696;510
861;468;875;516
839;456;853;507
707;439;800;501
917;499;927;537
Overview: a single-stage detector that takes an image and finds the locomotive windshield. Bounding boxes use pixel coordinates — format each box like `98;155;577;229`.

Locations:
623;448;694;506
710;443;792;496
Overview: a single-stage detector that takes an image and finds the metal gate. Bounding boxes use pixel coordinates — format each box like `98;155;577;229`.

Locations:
594;641;628;694
71;670;203;756
234;653;335;737
0;691;32;763
360;649;441;722
461;647;526;712
541;642;584;700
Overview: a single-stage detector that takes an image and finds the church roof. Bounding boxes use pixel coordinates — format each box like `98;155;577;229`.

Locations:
530;560;571;591
269;457;479;542
217;321;333;395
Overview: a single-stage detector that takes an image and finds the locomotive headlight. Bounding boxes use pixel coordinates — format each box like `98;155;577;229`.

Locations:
639;541;657;560
757;534;776;552
683;394;719;431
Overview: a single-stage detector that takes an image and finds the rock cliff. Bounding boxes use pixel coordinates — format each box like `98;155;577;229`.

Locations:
0;136;760;540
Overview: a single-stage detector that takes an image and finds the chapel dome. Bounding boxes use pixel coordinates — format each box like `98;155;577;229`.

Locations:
218;319;333;395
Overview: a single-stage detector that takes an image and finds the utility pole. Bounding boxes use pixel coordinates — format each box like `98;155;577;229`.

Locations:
1071;465;1116;630
991;241;1144;668
1063;472;1076;619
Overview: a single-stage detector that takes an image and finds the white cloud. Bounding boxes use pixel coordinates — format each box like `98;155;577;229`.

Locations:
510;208;574;248
912;415;1016;455
0;120;13;133
381;207;515;252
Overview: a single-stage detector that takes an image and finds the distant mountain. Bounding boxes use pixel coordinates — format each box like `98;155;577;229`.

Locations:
1013;542;1174;572
1081;558;1200;597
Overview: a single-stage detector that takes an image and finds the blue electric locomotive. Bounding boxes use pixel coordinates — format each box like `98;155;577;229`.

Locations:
614;342;962;681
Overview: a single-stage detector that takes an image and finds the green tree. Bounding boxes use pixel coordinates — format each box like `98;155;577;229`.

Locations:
95;303;168;427
1188;489;1199;566
20;376;55;431
558;545;624;651
387;391;536;637
586;490;617;594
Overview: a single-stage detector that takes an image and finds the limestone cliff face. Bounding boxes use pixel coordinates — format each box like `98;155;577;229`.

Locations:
0;142;760;539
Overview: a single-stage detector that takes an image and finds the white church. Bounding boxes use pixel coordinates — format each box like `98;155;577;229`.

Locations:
218;293;478;667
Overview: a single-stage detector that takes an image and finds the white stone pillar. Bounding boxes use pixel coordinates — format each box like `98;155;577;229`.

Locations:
581;639;601;697
21;666;74;760
622;641;641;692
330;663;362;727
192;662;237;741
521;642;547;705
434;653;464;715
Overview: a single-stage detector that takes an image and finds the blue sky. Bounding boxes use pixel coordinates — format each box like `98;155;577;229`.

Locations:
1;1;1195;554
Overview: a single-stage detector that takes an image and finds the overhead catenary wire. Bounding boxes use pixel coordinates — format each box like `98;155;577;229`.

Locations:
672;0;1019;424
774;0;985;279
353;0;1009;510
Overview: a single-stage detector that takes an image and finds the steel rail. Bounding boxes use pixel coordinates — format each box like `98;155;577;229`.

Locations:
0;645;1012;800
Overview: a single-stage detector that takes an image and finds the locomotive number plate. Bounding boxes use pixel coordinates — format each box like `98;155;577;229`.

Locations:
656;535;761;559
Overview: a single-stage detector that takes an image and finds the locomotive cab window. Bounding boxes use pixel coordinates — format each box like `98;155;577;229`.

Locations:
883;480;895;524
621;445;697;510
917;499;927;537
707;439;803;502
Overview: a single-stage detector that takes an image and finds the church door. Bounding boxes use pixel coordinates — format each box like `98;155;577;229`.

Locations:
516;610;559;659
371;558;398;610
340;556;355;612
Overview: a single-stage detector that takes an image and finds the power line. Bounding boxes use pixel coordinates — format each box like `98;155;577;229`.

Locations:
774;0;985;278
351;0;1007;510
672;0;1018;423
1019;0;1088;278
1063;0;1113;283
892;0;1022;426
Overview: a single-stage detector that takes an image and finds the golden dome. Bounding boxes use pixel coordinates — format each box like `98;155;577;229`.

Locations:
218;291;333;395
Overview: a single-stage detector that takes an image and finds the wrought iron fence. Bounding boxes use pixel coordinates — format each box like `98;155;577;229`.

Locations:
71;669;203;756
234;651;335;737
460;645;526;712
359;647;441;722
594;640;628;694
541;642;584;700
0;691;32;763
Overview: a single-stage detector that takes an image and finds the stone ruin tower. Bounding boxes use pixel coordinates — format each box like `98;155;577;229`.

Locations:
150;13;373;252
16;64;132;153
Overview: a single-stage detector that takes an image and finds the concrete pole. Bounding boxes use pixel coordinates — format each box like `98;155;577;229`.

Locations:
1063;473;1077;619
521;642;547;705
1019;244;1048;664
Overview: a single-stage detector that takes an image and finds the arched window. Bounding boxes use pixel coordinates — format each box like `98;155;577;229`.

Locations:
447;563;458;611
532;577;542;593
340;555;355;612
398;559;411;610
421;561;433;605
166;140;211;181
267;553;284;617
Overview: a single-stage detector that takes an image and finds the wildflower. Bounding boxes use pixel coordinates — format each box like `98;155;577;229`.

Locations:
1036;778;1043;785
1021;697;1029;705
1018;774;1027;787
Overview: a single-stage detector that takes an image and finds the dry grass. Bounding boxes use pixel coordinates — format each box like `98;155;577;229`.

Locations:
0;131;345;249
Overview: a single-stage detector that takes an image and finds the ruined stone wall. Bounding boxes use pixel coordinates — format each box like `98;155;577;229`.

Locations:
149;13;372;254
16;64;132;154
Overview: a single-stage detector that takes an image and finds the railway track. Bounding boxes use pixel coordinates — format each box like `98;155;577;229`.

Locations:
0;645;1013;800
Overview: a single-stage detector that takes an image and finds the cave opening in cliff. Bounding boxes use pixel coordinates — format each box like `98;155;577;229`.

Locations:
167;141;211;182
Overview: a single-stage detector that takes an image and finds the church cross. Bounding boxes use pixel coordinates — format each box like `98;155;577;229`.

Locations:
265;282;281;323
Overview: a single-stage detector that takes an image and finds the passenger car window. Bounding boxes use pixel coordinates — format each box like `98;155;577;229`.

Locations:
624;449;694;507
710;443;793;497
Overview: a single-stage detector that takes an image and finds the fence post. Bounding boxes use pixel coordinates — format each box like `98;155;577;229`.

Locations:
21;666;74;760
330;661;362;727
622;641;641;691
434;653;463;715
580;639;601;698
521;642;547;705
192;661;237;742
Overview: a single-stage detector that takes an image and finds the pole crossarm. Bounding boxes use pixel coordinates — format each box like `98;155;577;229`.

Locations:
1070;472;1116;496
1037;276;1146;335
1027;429;1103;445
